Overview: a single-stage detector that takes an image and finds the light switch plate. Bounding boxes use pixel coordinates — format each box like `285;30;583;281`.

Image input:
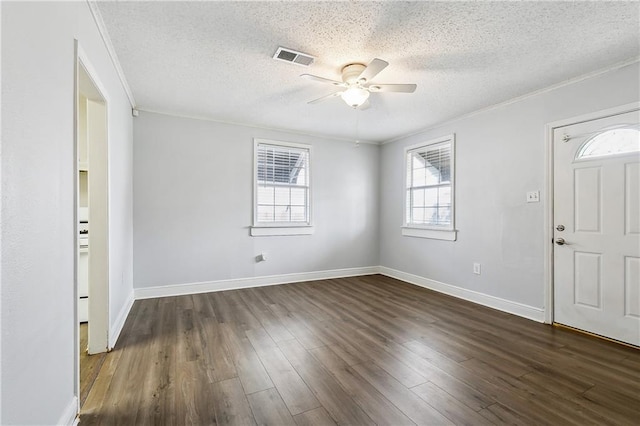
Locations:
473;263;481;275
526;191;540;203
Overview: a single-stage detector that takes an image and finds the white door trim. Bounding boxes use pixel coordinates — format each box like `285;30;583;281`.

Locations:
74;41;112;414
77;44;111;353
543;101;640;324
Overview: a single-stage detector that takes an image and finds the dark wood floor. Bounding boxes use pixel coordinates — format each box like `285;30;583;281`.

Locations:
81;275;640;425
80;322;107;407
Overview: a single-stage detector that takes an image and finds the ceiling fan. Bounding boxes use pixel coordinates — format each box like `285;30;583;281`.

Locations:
301;58;417;109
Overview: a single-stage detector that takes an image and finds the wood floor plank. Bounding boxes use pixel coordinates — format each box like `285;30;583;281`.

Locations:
581;385;640;421
79;323;107;407
309;346;415;426
176;295;199;362
80;300;144;424
175;360;217;425
247;388;297;426
354;327;437;382
219;322;273;394
242;288;295;342
278;339;375;425
245;328;320;415
293;407;337;426
211;378;257;426
351;361;454;425
461;357;607;425
134;298;177;425
98;300;158;423
411;381;493;425
268;303;327;350
191;307;237;383
479;402;531;425
302;319;370;366
208;292;236;324
221;290;264;331
399;339;495;411
79;275;640;425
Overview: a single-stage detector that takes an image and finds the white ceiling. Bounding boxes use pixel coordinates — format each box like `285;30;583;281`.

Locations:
96;1;640;143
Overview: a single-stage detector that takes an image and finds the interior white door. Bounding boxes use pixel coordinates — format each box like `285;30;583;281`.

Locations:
553;109;640;346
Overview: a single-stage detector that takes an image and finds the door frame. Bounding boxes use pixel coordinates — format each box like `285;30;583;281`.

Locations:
74;40;111;410
543;101;640;324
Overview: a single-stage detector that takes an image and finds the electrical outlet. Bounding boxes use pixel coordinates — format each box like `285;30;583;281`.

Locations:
526;190;540;203
473;263;481;275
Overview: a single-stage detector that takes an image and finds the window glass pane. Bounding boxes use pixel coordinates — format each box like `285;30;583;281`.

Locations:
290;187;306;206
424;207;437;224
257;186;274;205
438;207;452;225
257;205;274;222
412;188;425;207
424;162;440;186
290;206;306;222
412;207;425;223
298;167;308;186
274;205;290;222
424;188;439;208
274;187;290;205
410;153;425;186
576;128;640;159
438;185;451;207
288;167;297;183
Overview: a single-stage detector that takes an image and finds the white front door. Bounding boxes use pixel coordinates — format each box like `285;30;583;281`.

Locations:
553;108;640;346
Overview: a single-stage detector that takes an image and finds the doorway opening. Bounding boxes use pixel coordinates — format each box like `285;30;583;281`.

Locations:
75;47;110;408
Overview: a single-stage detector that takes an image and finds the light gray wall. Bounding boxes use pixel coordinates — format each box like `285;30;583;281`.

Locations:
1;2;134;424
380;62;640;310
133;112;379;288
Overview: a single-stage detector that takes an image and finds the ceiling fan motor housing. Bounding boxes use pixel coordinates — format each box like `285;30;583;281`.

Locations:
341;63;367;84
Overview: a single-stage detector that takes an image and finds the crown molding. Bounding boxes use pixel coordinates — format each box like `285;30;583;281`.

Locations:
383;56;640;145
135;107;379;145
87;1;136;108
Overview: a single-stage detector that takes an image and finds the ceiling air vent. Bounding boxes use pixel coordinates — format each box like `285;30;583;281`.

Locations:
273;47;315;67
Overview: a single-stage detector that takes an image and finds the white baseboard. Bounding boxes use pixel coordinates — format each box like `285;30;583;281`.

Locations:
379;266;545;323
56;396;78;426
134;266;379;300
109;290;134;349
132;265;543;323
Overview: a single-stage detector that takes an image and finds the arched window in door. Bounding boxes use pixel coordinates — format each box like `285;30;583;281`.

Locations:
576;128;640;160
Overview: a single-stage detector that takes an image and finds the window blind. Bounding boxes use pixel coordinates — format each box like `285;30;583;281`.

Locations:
406;141;452;227
256;143;310;224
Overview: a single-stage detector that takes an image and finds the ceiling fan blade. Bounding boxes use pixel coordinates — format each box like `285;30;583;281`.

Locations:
307;91;343;104
301;74;346;87
368;83;417;93
357;58;389;83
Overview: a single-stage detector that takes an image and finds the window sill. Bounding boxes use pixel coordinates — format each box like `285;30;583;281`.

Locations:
401;227;457;241
250;226;314;237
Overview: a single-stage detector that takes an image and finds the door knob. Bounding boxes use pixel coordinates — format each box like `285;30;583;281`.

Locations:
555;238;567;246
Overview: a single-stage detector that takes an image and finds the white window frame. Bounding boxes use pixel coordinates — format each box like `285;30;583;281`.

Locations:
402;134;457;241
251;138;314;237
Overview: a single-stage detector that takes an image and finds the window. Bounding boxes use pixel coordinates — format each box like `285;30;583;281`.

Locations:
402;134;457;241
251;139;313;236
575;128;640;160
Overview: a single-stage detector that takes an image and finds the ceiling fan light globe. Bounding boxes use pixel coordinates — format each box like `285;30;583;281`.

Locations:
341;87;370;107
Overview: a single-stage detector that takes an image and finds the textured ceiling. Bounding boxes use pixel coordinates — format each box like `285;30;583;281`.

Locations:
97;1;640;143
